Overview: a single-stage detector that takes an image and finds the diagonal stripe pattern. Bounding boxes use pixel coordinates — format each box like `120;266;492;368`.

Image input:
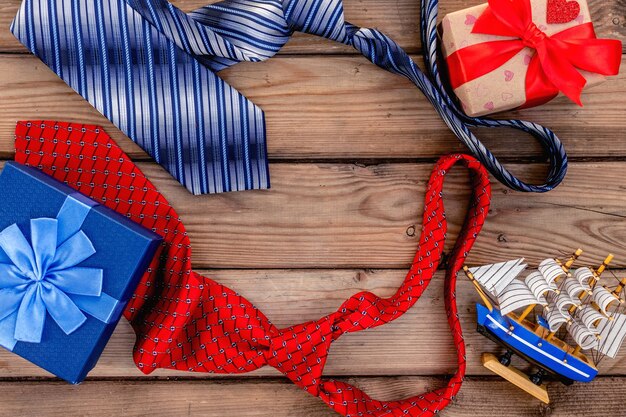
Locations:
12;0;568;194
11;0;269;195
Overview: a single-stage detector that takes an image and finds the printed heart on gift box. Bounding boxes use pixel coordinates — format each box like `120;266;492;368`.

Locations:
546;0;580;24
523;54;532;65
483;101;495;111
465;14;477;25
472;83;489;98
504;70;514;82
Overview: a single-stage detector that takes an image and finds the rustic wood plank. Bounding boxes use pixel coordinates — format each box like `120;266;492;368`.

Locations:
0;160;617;268
1;1;624;414
1;270;625;378
0;0;623;54
0;160;622;268
1;377;624;416
0;55;624;160
126;160;626;269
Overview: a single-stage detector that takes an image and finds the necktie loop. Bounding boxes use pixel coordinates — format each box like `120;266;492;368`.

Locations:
282;0;346;41
262;316;337;394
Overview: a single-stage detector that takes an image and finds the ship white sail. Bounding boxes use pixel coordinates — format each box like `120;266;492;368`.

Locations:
468;258;526;298
573;267;595;289
567;319;599;350
525;271;557;301
544;306;570;332
543;289;581;332
563;277;588;299
592;286;619;315
498;280;547;316
554;291;581;313
579;305;608;333
596;312;626;358
538;258;566;285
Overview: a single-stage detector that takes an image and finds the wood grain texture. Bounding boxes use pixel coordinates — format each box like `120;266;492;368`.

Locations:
0;0;623;54
1;377;624;417
1;0;625;414
0;54;623;160
1;269;625;378
90;161;626;269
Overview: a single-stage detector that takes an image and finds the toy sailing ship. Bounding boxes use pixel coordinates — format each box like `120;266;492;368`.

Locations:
463;249;626;403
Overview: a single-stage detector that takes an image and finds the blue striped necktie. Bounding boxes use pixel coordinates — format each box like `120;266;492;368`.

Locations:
12;0;568;194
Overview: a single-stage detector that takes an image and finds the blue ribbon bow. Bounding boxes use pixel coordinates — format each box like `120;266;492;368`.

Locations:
0;193;122;350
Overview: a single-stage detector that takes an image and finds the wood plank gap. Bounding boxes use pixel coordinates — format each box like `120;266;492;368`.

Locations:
1;374;622;383
2;156;626;164
1;54;625;160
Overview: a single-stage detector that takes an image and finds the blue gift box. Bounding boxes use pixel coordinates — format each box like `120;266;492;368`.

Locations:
0;162;161;383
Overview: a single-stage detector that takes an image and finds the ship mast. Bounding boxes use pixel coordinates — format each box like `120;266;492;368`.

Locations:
571;254;613;312
517;249;583;323
544;252;611;343
463;265;494;312
592;274;626;361
597;255;614;277
569;254;613;355
611;275;626;298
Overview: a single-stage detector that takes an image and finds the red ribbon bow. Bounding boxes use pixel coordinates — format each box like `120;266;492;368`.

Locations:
446;0;622;107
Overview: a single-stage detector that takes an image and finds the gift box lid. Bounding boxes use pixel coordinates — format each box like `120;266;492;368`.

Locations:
0;162;162;383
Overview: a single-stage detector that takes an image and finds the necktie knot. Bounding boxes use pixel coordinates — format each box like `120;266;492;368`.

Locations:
282;0;346;41
263;317;336;393
522;22;548;49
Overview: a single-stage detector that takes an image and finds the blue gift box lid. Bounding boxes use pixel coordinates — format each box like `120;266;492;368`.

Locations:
0;162;162;383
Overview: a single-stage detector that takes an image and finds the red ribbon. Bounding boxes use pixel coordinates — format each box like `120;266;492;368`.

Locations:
446;0;622;107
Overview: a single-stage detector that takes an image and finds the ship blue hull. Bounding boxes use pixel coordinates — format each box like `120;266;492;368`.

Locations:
476;304;598;383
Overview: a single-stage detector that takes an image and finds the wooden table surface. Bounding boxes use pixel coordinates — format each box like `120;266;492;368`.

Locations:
1;0;625;416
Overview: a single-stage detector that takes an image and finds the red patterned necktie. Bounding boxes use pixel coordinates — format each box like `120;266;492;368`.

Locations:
15;121;491;417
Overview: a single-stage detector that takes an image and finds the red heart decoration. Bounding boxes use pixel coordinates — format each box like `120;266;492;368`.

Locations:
546;0;581;24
